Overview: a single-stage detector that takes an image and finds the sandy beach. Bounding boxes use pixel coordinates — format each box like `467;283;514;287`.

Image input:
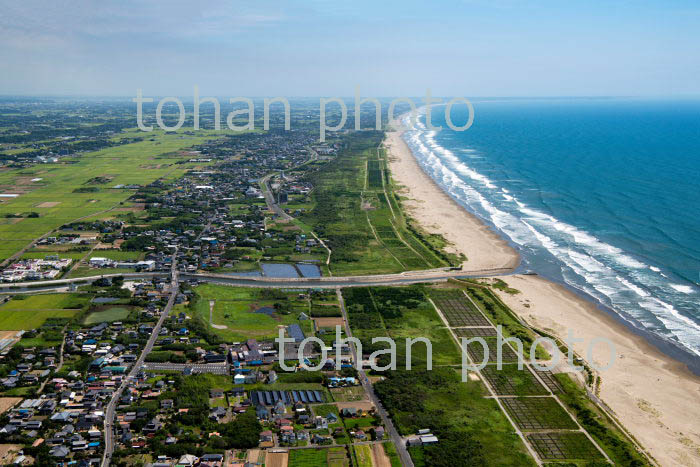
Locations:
384;130;519;272
385;128;700;466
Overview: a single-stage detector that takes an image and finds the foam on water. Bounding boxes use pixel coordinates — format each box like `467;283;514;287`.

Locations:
402;111;700;358
670;284;695;294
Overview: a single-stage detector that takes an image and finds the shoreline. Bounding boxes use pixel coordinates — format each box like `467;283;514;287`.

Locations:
384;130;520;272
385;126;700;466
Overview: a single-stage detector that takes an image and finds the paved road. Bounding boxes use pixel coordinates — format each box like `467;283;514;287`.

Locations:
336;288;414;467
101;252;179;467
0;267;517;294
261;172;293;221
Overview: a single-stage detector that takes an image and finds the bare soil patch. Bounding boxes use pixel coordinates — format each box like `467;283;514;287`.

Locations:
372;443;391;467
0;398;21;414
36;201;61;208
335;401;375;411
265;450;288;467
246;449;261;463
0;444;23;463
313;317;345;328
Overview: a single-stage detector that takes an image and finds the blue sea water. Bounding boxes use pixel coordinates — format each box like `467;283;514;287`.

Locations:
402;98;700;360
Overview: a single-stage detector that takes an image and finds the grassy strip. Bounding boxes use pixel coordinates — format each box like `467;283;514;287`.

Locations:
555;373;649;466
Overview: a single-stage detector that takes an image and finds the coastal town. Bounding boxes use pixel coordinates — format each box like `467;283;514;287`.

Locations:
0;97;685;467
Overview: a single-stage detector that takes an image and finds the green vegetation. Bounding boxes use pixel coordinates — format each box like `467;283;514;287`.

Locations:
451;282;550;360
190;283;310;341
0;129;223;262
501;397;578;430
480;364;548;396
0;293;88;329
374;368;535;466
383;442;403;467
555;373;648;466
527;432;605;462
83;306;132;324
353;444;373;467
289;447;349;467
301;132;452;275
342;286;461;366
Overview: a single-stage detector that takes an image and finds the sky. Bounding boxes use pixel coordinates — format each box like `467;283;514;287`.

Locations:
1;0;699;97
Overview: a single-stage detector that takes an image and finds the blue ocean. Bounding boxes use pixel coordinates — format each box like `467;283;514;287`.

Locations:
402;98;700;362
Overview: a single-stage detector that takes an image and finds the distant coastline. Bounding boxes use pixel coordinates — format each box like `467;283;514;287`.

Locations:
385;117;700;466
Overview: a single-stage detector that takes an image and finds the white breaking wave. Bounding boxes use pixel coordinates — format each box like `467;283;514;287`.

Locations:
403;118;700;357
670;284;695;294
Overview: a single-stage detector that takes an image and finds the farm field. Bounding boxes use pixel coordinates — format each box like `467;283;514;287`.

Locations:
0;293;88;330
373;368;536;466
330;386;367;403
353;444;373;467
0;398;21;414
88;250;144;261
288;447;349;467
342;286;461;367
69;266;135;278
265;450;288;467
480;364;549;396
0;129;224;262
501;397;578;430
380;443;401;467
83;306;132;324
527;432;605;461
0;308;78;331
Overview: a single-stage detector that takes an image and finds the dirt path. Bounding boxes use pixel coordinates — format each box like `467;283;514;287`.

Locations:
372;443;391;467
209;299;228;329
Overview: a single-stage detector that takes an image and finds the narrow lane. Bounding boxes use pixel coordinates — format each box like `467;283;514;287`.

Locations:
336;288;414;467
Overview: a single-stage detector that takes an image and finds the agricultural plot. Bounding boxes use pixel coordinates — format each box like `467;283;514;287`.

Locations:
527;432;604;461
453;327;498;338
0;293;88;330
501;397;578;430
0;130;223;262
301;133;447;275
343;286;461;366
428;290;492;327
480;364;548;396
289;447;349;467
532;369;564;393
353;444;373;467
330;386;367;403
83;306;132;324
366;194;432;270
466;338;522;364
367;159;383;189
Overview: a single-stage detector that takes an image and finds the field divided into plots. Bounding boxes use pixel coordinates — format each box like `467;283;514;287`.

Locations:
0;130;222;261
425;285;616;464
428;289;492;326
527;432;605;461
501;397;578;431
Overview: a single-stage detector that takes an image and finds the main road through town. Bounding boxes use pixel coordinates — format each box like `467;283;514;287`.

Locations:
100;252;179;467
